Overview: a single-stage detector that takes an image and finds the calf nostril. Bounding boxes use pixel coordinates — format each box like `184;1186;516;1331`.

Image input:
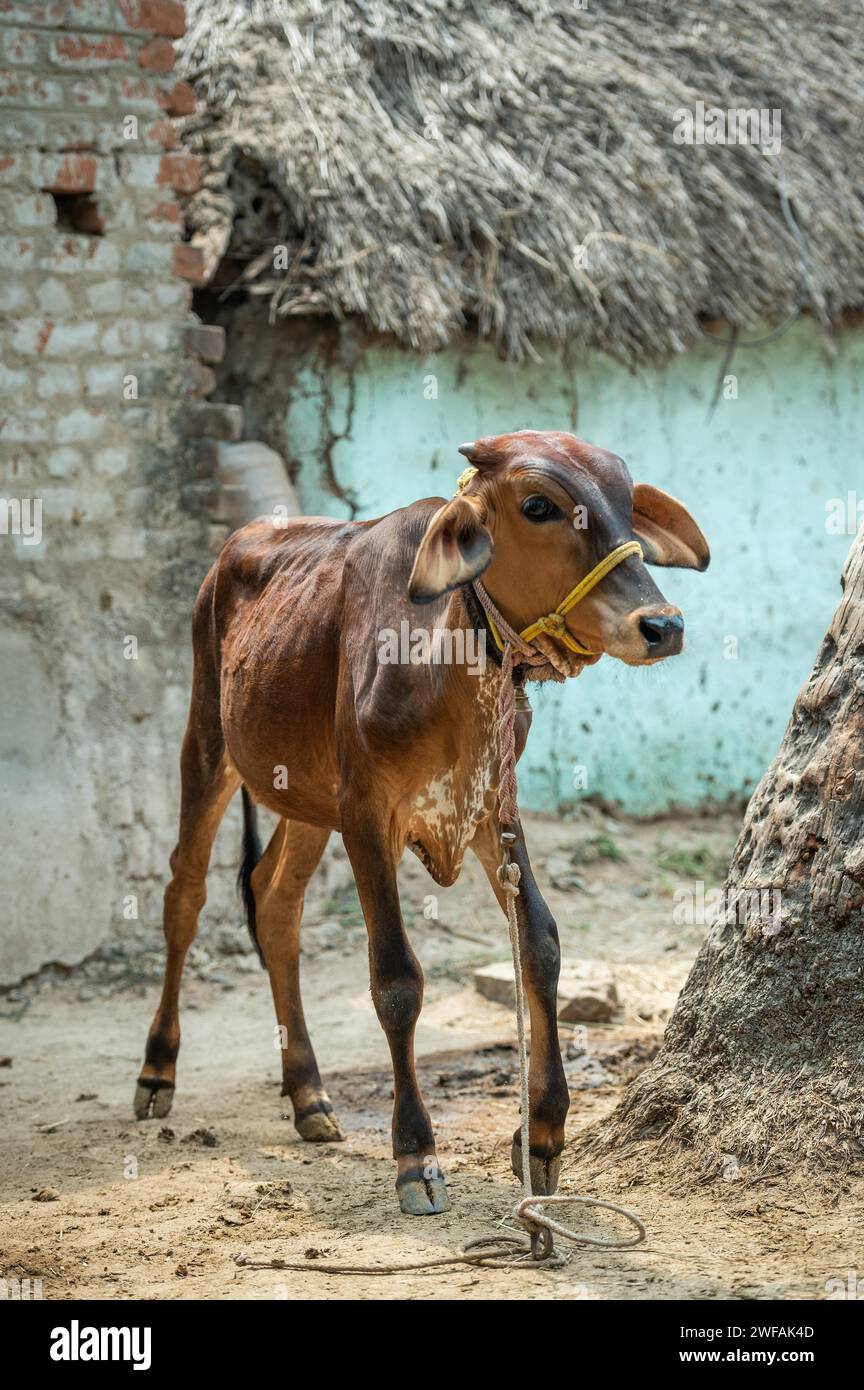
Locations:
639;614;684;647
639;616;664;646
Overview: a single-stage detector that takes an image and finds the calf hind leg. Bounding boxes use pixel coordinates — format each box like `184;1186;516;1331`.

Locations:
251;818;344;1142
134;725;239;1119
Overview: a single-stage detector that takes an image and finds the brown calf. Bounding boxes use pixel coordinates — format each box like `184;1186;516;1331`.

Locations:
135;430;709;1216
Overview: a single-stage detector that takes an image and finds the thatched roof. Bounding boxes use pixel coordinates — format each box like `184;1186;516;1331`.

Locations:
180;0;864;362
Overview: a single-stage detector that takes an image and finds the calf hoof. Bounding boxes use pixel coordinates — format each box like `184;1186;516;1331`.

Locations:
511;1136;562;1196
396;1158;451;1216
294;1101;346;1143
134;1078;175;1121
397;1177;451;1216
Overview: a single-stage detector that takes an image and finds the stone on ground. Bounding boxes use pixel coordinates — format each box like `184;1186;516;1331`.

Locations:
474;958;618;1022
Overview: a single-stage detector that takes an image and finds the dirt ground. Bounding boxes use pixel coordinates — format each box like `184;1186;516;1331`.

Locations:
1;806;857;1301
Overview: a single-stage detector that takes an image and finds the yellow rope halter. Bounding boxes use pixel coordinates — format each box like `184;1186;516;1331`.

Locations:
454;464;643;657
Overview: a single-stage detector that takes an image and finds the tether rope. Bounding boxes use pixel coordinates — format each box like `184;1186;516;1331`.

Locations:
475;631;645;1266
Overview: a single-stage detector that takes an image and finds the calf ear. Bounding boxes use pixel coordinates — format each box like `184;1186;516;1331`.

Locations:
632;484;710;571
408;495;493;603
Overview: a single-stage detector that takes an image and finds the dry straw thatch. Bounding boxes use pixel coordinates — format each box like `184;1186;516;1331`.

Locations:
181;0;864;362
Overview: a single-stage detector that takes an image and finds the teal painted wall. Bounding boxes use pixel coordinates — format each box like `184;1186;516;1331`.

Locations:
277;320;863;814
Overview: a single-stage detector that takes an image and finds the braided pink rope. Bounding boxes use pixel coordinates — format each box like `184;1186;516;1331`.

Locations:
498;641;519;828
473;578;563;829
474;579;560;679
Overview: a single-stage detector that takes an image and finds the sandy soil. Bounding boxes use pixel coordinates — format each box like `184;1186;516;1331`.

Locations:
1;807;856;1301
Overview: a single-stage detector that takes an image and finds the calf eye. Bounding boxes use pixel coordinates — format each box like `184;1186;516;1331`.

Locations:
521;494;561;522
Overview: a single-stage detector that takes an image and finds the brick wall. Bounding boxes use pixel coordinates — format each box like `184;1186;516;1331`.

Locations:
0;0;250;981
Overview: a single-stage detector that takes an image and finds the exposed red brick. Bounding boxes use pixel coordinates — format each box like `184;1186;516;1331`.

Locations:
42;154;98;193
119;0;187;38
183;322;225;363
52;34;130;65
147;119;177;149
185;359;216;397
183;402;244;441
137;36;175;72
158;78;195;116
69;78;108;108
148;198;180;223
171;243;205;284
157;153;200;194
118;74;159;109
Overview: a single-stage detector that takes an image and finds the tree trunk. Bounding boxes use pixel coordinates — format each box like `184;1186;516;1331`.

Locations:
589;530;864;1175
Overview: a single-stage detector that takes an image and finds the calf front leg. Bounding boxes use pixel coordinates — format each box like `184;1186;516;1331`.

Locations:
342;811;449;1216
471;815;570;1195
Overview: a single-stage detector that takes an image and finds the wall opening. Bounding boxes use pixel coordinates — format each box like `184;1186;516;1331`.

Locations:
47;191;104;236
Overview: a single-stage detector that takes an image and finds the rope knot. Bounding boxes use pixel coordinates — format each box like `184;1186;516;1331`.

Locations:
536;611;566;637
513;1198;543;1235
496;860;521;894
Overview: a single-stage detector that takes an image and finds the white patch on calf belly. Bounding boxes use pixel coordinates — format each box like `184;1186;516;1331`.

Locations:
408;741;498;877
406;664;502;877
413;768;457;832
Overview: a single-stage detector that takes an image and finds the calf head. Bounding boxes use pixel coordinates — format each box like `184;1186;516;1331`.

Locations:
408;430;709;667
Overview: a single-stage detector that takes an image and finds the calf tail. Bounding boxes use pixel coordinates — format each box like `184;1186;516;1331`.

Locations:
238;785;264;964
